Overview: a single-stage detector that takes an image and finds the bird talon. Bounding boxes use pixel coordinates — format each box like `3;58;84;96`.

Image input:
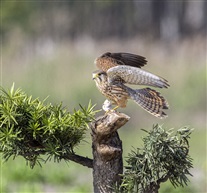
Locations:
112;106;119;111
104;109;116;114
102;99;113;112
102;100;119;114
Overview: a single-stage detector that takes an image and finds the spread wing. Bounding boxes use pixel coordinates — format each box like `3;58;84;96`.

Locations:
95;52;147;72
107;65;169;88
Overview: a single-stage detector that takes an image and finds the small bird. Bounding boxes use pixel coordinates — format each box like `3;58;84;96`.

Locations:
92;52;169;118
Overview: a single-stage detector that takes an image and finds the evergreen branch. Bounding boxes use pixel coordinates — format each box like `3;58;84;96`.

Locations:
0;84;97;168
121;124;194;193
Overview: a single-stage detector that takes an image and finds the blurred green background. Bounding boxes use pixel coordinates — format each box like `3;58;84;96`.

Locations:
0;1;206;193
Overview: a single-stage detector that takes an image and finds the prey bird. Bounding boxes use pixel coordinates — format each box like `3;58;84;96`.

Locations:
92;52;169;118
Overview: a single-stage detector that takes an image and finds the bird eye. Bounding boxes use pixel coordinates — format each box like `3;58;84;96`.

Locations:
98;74;104;81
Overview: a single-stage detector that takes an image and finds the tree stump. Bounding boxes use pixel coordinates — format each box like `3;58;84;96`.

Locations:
91;112;130;193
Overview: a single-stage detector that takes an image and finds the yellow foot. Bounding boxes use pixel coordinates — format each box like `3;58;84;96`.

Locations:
104;109;115;114
104;106;119;114
112;106;119;111
102;100;120;114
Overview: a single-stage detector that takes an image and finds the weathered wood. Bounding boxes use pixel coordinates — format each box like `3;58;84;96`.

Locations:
64;154;93;168
91;112;130;193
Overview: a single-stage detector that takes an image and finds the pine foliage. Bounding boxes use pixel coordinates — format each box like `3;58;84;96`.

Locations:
121;124;193;193
0;84;97;168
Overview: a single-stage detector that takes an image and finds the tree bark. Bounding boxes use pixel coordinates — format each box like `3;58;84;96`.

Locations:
64;154;93;168
91;112;130;193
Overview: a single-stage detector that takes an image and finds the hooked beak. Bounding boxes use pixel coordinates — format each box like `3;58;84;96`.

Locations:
92;73;98;80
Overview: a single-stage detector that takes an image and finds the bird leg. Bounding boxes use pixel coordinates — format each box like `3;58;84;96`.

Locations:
102;99;119;114
102;99;113;112
102;99;121;114
112;106;119;111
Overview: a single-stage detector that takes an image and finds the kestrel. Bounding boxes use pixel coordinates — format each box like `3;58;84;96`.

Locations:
92;52;169;118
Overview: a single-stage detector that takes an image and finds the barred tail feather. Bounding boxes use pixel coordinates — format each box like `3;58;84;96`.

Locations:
130;88;169;118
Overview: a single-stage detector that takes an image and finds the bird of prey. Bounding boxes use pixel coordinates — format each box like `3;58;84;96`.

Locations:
92;52;169;118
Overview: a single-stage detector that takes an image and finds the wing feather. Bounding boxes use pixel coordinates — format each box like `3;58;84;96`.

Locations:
107;65;169;88
111;53;147;67
95;52;147;72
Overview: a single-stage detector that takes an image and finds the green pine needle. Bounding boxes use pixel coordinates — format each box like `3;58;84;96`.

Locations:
121;124;194;192
0;84;97;168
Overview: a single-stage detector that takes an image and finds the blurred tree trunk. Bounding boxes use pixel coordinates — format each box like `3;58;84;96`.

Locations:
91;112;130;193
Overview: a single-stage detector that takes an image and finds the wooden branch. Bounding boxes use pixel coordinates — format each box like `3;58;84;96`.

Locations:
64;154;93;168
143;171;171;193
92;112;130;137
21;149;94;169
27;140;94;168
91;112;130;193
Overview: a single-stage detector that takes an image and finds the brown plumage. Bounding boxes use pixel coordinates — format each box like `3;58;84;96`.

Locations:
95;52;147;72
93;52;169;118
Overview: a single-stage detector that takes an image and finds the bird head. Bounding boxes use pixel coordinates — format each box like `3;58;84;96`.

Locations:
92;70;107;85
